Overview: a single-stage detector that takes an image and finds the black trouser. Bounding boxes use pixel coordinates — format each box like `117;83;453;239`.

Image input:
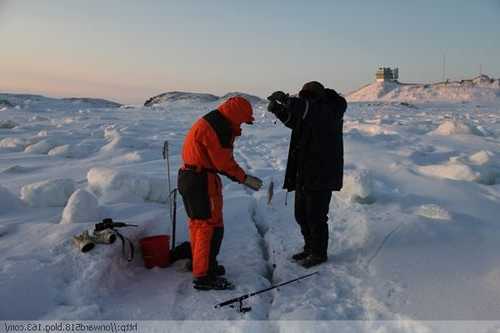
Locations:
294;189;332;257
208;227;224;277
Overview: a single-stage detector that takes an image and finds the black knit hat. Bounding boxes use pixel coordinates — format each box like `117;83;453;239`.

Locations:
299;81;325;99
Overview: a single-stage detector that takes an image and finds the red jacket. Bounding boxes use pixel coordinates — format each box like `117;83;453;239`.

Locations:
181;96;254;183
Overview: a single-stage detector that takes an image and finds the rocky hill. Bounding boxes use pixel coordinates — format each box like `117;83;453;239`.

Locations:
144;91;264;107
0;93;121;110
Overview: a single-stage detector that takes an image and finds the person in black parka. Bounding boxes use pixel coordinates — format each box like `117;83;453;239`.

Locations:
267;81;347;268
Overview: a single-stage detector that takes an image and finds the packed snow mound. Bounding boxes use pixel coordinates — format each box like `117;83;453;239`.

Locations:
144;91;219;107
423;152;498;185
87;167;148;199
415;204;452;221
347;75;500;102
48;143;96;158
0;137;28;151
101;135;147;152
468;150;493;166
344;120;398;136
119;151;144;162
48;144;78;158
0;185;23;213
338;169;374;203
417;162;479;182
20;178;75;207
0;119;18;129
430;120;483;136
60;189;100;224
87;167;168;203
24;138;61;154
100;127;148;152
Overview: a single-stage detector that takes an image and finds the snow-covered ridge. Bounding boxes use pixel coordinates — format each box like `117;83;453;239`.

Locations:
60;97;122;108
347;74;500;102
144;91;265;107
0;93;121;110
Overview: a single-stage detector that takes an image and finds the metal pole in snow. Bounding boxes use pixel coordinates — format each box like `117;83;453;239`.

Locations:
163;141;172;197
163;141;176;250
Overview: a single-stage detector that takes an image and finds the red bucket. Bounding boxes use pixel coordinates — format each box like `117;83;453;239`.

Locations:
139;235;170;269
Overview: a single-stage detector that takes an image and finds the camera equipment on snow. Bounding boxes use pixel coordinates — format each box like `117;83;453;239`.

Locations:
72;218;138;261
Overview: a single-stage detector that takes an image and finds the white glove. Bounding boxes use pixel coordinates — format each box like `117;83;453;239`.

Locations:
244;175;263;191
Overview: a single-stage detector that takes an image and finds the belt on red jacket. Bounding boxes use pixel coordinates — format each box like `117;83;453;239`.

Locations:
183;164;218;174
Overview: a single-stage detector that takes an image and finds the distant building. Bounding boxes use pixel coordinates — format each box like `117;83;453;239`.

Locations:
376;67;399;82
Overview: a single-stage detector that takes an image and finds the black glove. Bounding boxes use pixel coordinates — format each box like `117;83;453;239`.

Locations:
267;91;288;103
267;91;289;114
267;100;284;114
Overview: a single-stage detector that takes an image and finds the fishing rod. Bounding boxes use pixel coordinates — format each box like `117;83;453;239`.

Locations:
163;141;177;250
214;271;319;313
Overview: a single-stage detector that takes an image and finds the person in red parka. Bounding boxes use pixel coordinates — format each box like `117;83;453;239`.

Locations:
178;96;263;290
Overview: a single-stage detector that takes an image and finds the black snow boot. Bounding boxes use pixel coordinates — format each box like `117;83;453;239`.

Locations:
193;276;234;291
300;254;327;268
292;249;311;261
214;264;226;276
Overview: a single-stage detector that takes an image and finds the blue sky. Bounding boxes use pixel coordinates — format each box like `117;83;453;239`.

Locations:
1;0;499;104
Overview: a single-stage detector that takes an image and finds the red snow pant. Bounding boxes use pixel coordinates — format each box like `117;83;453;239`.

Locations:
188;172;224;278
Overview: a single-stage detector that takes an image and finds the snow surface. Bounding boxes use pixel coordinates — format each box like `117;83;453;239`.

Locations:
1;92;500;326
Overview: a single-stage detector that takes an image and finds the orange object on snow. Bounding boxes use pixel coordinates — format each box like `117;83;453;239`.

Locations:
178;96;253;278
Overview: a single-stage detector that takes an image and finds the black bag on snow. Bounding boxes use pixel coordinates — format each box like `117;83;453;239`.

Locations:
170;241;192;262
178;168;211;219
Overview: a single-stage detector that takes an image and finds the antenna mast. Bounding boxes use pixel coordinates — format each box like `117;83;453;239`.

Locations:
442;52;446;82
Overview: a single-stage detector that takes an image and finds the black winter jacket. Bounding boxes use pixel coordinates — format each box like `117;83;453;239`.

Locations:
273;89;347;191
